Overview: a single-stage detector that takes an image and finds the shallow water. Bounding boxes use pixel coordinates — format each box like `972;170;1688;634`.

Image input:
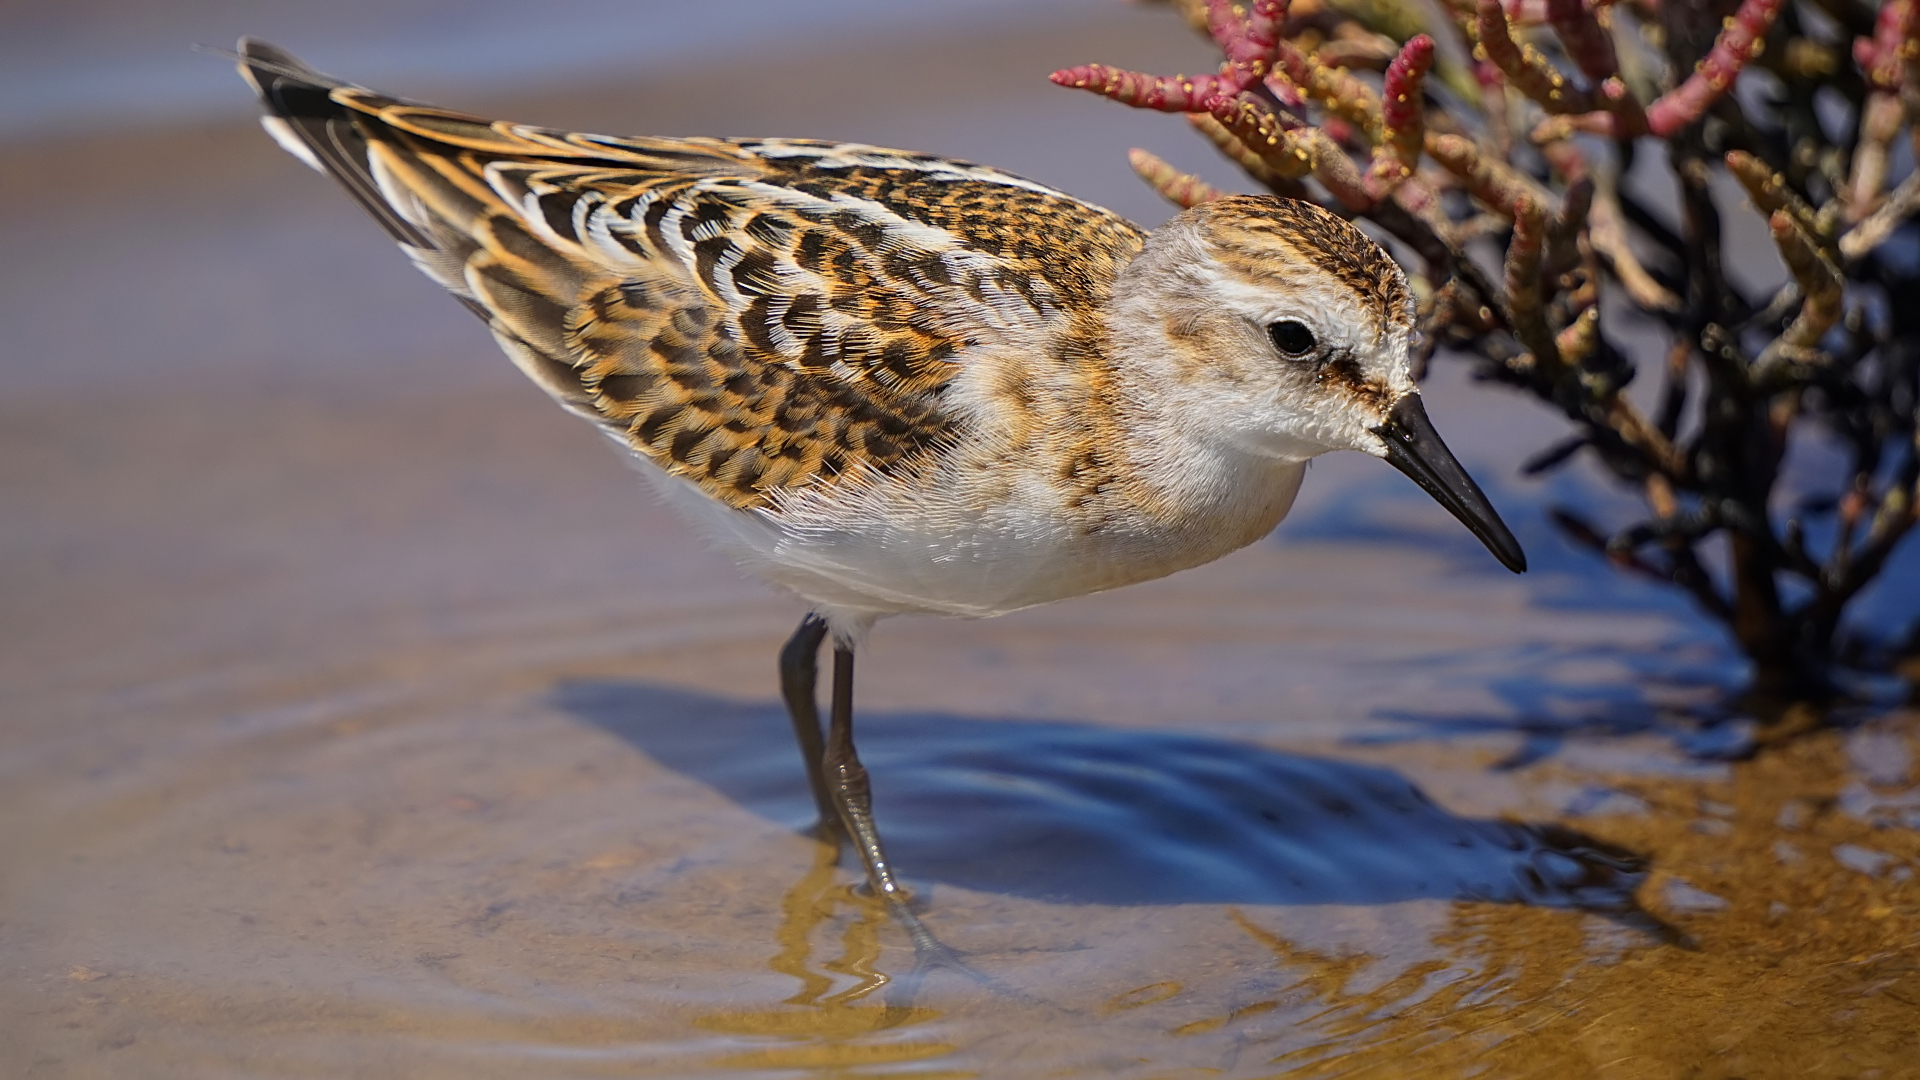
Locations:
5;4;1920;1077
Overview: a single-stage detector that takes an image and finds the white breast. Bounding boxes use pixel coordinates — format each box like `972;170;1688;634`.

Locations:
630;433;1308;637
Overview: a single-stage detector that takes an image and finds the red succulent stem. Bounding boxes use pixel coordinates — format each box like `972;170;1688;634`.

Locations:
1262;72;1308;110
1202;92;1313;177
1047;64;1237;113
1599;76;1651;135
1128;147;1225;209
1200;90;1372;209
1475;0;1597;114
1209;0;1289;90
1380;35;1435;143
1505;196;1562;371
1426;132;1545;218
1546;0;1619;81
1053;0;1296;116
1503;0;1551;25
1366;35;1435;199
1854;0;1916;92
1270;37;1318;107
1645;0;1783;137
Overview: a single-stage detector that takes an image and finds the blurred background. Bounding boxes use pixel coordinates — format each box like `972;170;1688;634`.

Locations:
3;2;1917;1076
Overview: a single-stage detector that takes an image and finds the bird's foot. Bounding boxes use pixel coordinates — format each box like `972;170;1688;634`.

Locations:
871;892;1054;1009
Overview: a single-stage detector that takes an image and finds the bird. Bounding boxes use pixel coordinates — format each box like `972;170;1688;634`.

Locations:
235;39;1524;941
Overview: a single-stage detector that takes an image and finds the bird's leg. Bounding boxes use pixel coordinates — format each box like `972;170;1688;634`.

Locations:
822;643;908;902
778;614;839;838
822;643;975;972
785;618;939;954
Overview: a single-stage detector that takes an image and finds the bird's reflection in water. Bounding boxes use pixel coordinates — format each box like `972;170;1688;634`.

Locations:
692;842;966;1077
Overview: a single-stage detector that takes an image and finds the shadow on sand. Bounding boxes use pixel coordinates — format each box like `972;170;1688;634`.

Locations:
555;680;1651;918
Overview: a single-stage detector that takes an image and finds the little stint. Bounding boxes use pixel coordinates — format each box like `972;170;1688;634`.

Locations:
237;40;1524;940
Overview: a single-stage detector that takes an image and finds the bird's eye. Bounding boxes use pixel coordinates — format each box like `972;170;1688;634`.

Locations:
1268;320;1317;357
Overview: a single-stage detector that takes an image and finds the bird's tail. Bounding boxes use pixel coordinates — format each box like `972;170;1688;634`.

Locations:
234;38;436;249
232;38;623;417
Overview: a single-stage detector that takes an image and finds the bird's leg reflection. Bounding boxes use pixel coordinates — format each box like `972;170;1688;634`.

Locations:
762;839;1017;1016
689;846;950;1069
771;839;889;1007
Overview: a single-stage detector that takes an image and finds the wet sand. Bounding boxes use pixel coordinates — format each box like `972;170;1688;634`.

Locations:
4;4;1919;1077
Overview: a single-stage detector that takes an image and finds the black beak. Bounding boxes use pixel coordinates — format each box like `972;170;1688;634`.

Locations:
1370;395;1527;573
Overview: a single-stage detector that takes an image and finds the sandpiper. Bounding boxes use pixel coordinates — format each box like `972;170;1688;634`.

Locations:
237;40;1523;928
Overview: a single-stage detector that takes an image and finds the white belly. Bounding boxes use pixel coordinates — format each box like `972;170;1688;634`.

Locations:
637;446;1308;634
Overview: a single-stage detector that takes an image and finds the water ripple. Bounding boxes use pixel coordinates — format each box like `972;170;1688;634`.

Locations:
555;681;1652;916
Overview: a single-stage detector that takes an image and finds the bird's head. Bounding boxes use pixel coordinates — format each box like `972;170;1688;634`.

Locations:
1111;194;1525;573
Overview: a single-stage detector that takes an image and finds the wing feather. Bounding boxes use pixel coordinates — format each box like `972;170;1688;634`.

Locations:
236;40;1146;508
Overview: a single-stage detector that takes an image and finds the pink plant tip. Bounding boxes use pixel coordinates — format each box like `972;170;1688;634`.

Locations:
1645;0;1783;137
1547;0;1620;81
1853;0;1916;91
1049;64;1230;114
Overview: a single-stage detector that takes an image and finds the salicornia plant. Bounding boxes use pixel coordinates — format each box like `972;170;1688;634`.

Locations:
1054;0;1919;709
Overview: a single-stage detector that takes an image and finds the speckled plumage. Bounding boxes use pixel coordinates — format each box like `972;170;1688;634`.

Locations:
246;45;1145;514
236;40;1452;634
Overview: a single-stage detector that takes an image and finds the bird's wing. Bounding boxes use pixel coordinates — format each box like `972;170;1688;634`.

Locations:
236;40;1146;509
